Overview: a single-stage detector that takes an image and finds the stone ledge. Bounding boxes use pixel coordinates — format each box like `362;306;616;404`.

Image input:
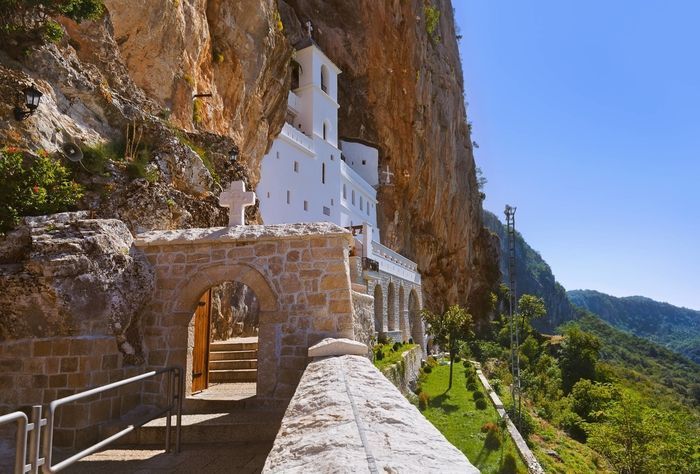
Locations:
263;355;478;473
308;338;367;358
134;223;353;248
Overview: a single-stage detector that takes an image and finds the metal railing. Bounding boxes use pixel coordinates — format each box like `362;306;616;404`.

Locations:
0;366;183;474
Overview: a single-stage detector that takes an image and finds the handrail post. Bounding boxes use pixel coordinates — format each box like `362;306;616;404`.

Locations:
28;405;44;474
176;367;183;453
165;369;172;453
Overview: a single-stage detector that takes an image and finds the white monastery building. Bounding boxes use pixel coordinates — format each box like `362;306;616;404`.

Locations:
257;34;424;345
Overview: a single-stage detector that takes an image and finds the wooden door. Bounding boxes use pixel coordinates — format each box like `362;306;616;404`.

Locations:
191;289;211;393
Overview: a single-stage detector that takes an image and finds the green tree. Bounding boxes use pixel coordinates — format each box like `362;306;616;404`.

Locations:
0;148;83;232
0;0;104;46
559;326;600;394
422;305;474;390
586;391;699;474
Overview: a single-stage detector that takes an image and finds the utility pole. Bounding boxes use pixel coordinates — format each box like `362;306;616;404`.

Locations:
504;204;522;430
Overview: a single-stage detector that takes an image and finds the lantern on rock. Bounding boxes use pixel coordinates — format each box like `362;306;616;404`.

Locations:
14;85;43;121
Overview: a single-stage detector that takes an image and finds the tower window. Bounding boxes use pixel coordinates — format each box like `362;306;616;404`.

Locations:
321;65;329;93
362;160;366;165
286;190;291;204
304;200;308;211
294;161;299;172
323;122;328;141
322;162;326;184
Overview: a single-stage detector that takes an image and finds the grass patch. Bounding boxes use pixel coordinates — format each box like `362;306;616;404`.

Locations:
419;361;528;474
373;343;416;371
172;130;220;185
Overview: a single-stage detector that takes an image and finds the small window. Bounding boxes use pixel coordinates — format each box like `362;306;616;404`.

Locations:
323;122;328;141
330;154;334;161
331;198;334;206
276;151;280;159
304;200;308;211
362;160;366;165
293;161;299;173
360;196;363;210
343;184;347;199
321;65;329;93
323;206;330;216
351;190;355;205
366;204;370;216
286;190;291;204
267;192;270;198
322;162;325;184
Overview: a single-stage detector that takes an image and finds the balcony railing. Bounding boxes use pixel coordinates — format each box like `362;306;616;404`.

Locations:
372;241;418;272
287;90;301;113
281;122;314;153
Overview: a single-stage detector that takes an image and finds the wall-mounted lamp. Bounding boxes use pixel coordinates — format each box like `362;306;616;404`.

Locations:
228;148;238;162
14;85;42;121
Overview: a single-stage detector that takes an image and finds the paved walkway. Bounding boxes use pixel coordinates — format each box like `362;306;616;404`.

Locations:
191;382;257;401
65;442;272;473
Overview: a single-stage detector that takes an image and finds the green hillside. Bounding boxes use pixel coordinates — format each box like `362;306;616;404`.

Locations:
569;289;700;363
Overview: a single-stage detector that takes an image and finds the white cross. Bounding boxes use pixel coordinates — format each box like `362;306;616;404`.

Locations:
219;180;256;226
381;165;394;185
306;20;313;38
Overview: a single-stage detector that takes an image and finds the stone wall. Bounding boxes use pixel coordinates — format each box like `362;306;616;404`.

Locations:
380;345;422;395
351;290;374;358
133;223;357;408
0;336;142;448
263;353;478;473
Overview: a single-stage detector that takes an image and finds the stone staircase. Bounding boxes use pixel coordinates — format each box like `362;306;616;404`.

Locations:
208;337;258;384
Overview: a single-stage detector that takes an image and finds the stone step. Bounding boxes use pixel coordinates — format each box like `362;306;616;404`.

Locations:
210;341;258;352
209;359;257;370
209;349;258;361
209;369;257;383
111;411;283;445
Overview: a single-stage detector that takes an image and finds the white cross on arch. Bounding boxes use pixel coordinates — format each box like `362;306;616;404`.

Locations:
219;180;256;226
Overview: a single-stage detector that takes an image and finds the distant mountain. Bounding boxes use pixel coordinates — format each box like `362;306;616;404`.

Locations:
568;290;700;364
483;210;575;332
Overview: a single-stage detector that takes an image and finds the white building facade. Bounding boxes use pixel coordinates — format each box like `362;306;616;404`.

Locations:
257;38;424;348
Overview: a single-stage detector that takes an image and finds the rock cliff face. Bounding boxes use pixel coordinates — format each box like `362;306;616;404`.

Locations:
280;0;498;311
0;0;497;349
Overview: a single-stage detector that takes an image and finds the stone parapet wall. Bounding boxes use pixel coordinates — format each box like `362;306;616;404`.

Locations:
263;354;478;473
380;345;422;394
0;335;143;448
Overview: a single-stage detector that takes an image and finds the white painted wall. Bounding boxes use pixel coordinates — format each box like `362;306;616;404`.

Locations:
340;140;379;187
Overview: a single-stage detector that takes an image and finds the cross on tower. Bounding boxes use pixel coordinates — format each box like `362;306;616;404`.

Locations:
219;180;256;226
305;20;313;38
381;165;394;185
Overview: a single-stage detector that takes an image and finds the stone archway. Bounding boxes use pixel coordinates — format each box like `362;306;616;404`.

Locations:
408;289;425;357
134;223;357;407
373;284;384;335
387;282;396;332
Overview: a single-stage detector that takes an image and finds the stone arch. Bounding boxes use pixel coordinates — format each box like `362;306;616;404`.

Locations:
387;282;396;332
173;263;277;315
408;288;424;356
373;284;384;335
399;285;407;342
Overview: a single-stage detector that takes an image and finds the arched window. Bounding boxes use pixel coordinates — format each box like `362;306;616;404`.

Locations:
321;65;329;93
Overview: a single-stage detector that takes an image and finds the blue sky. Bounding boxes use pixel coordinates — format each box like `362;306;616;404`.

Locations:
453;1;700;310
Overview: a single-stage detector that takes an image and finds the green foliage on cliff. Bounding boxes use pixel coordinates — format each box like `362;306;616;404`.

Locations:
0;0;105;46
0;148;83;232
424;4;440;39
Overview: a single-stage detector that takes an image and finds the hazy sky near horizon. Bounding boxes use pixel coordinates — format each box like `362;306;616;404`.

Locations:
454;1;700;310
